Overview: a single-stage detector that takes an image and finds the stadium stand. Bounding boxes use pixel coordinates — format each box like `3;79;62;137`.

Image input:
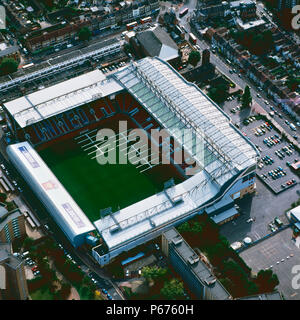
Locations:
4;57;259;265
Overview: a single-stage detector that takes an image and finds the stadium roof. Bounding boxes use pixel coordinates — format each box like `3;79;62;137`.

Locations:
7;142;95;244
114;57;258;175
94;57;258;250
4;70;123;128
94;169;220;249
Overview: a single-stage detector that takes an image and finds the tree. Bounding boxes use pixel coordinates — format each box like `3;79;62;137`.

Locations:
177;221;191;233
255;269;279;293
141;266;167;282
0;58;18;76
188;50;201;67
241;85;252;109
161;279;185;300
286;75;300;92
78;27;92;42
0;192;7;202
208;83;229;104
23;237;35;250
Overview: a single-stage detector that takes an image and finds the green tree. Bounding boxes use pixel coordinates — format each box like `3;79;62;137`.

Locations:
255;269;279;293
141;266;167;282
208;83;229;104
241;85;252;108
0;58;18;76
177;221;191;233
78;27;92;42
286;75;300;92
188;50;201;67
161;279;185;300
23;237;35;250
0;192;7;202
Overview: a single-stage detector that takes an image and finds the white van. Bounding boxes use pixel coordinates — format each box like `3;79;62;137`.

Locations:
22;251;29;258
290;123;296;131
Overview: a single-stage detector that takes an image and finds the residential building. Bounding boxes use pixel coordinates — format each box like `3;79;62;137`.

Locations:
0;242;29;300
0;207;26;244
162;228;232;300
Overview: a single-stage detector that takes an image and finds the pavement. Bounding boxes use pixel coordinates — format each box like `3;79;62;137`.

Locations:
220;177;298;243
240;228;300;300
220;100;299;244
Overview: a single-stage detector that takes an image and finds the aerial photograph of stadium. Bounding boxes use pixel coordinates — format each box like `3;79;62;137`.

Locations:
0;0;299;309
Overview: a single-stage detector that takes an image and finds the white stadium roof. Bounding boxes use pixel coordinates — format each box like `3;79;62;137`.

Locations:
94;57;258;251
5;57;258;252
7;142;95;246
4;69;123;128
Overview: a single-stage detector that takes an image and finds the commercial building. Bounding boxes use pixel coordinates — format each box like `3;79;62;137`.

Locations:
0;43;20;64
131;26;180;64
0;206;26;244
288;205;300;233
161;228;232;300
0;242;29;300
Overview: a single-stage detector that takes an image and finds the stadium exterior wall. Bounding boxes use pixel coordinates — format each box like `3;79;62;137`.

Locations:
6;142;95;247
92;172;256;266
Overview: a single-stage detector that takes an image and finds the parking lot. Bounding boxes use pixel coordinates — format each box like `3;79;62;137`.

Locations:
222;99;299;194
242;117;299;194
99;61;127;75
240;228;300;300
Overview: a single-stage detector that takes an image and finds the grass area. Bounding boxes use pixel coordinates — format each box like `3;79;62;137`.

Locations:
30;286;54;300
39;141;163;222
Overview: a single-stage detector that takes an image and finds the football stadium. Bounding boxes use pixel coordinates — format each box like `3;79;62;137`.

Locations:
4;57;259;266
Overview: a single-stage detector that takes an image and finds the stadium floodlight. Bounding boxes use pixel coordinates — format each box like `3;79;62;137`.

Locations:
164;178;175;190
100;207;112;218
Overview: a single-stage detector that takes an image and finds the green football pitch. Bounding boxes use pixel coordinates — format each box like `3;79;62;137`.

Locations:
39;143;166;222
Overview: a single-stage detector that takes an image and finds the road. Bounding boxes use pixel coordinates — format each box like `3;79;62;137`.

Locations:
173;5;300;140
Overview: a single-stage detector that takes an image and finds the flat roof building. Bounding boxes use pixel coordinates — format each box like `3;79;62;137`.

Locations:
0;242;29;300
0;207;26;244
162;228;232;300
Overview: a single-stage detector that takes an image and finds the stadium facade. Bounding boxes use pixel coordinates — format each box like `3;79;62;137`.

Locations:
3;57;259;265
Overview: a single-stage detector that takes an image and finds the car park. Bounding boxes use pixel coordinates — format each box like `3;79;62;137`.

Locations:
274;217;283;227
